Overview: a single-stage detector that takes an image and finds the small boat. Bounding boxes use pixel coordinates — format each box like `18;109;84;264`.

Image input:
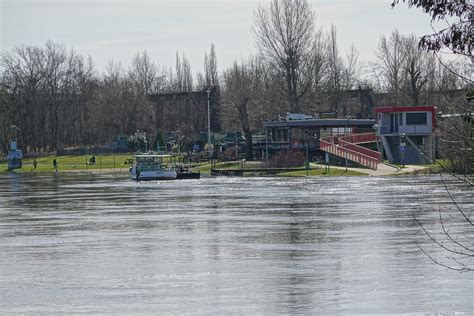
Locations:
130;154;177;181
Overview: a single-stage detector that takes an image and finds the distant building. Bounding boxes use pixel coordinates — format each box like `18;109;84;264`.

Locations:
147;88;219;136
375;106;436;164
263;113;375;158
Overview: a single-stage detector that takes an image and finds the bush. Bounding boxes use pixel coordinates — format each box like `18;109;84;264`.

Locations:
223;146;238;161
128;130;148;152
269;150;305;168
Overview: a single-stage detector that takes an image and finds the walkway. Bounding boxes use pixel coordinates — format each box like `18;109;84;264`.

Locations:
319;133;381;170
312;163;428;176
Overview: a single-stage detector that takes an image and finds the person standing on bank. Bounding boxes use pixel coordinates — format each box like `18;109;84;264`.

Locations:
53;159;57;172
33;159;37;170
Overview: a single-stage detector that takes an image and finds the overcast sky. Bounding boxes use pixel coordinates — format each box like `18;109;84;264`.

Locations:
1;0;435;74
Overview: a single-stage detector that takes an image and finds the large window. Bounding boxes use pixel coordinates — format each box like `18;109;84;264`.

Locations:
406;112;427;125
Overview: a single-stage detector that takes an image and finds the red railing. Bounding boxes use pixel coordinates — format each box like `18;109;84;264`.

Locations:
320;133;381;170
338;132;377;145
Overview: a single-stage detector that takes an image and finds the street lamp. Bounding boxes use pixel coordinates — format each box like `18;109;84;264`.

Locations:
400;133;406;168
305;144;309;176
11;125;18;143
345;116;350;171
206;88;213;158
265;127;269;165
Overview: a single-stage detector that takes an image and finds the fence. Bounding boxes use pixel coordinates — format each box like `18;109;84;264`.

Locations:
320;133;381;170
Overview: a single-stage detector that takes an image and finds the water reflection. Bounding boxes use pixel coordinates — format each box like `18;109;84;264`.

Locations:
0;173;472;314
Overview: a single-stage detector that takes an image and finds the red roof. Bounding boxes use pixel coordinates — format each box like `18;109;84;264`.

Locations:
374;106;436;113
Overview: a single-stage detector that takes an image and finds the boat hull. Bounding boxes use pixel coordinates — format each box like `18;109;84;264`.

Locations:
176;172;201;179
130;170;177;181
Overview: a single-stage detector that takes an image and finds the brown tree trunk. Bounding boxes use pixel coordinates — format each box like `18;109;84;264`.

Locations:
243;128;253;161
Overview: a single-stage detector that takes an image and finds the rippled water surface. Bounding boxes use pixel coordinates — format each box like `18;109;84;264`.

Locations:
0;173;473;314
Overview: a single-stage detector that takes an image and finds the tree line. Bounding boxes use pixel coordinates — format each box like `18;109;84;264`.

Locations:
1;0;471;167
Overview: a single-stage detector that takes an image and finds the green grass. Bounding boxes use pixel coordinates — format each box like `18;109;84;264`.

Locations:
192;161;243;174
1;156;364;176
0;154;133;172
425;159;449;169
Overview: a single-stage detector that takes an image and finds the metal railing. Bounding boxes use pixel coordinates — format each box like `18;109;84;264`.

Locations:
338;132;377;145
320;133;381;170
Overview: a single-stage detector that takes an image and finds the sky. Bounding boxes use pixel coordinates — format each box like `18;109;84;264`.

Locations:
1;0;437;75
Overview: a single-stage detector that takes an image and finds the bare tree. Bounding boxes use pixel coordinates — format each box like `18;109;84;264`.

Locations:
342;43;360;91
129;51;158;94
204;43;219;88
325;24;344;115
254;0;317;113
0;84;11;154
307;29;327;95
181;54;193;93
174;52;193;93
91;61;128;143
374;29;406;105
195;72;206;91
391;1;473;272
401;34;436;106
0;41;97;152
221;57;265;160
1;44;45;152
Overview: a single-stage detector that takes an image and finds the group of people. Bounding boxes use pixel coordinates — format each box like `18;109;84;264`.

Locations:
30;156;97;172
31;158;57;171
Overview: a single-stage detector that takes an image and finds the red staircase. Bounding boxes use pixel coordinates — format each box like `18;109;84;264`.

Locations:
319;132;381;170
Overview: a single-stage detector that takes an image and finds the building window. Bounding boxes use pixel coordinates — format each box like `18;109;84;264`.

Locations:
406;112;427;125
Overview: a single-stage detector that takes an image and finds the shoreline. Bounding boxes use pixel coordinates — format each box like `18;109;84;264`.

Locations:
0;168;130;174
0;164;436;177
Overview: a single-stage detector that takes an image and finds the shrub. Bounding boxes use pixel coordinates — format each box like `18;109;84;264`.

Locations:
128;130;148;152
223;146;238;161
269;150;305;168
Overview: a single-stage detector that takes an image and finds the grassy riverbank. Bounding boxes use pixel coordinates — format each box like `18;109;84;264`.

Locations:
0;154;134;172
8;155;447;177
192;161;365;176
1;157;365;176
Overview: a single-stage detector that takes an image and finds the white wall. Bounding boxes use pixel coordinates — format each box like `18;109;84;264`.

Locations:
378;111;433;135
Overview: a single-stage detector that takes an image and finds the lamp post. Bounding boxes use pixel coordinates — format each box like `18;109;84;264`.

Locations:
206;88;213;158
345;116;349;171
206;88;211;145
400;133;406;168
305;144;309;176
11;125;18;144
265;127;269;165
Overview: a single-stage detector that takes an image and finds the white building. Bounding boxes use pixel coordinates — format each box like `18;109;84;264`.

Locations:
375;106;436;164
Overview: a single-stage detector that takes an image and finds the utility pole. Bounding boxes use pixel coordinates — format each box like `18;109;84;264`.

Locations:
305;144;309;176
206;88;211;146
400;133;406;168
235;132;238;158
206;88;213;159
345;117;349;171
11;125;19;148
265;127;269;166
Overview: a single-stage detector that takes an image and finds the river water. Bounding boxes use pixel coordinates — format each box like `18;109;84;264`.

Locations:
0;173;472;314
